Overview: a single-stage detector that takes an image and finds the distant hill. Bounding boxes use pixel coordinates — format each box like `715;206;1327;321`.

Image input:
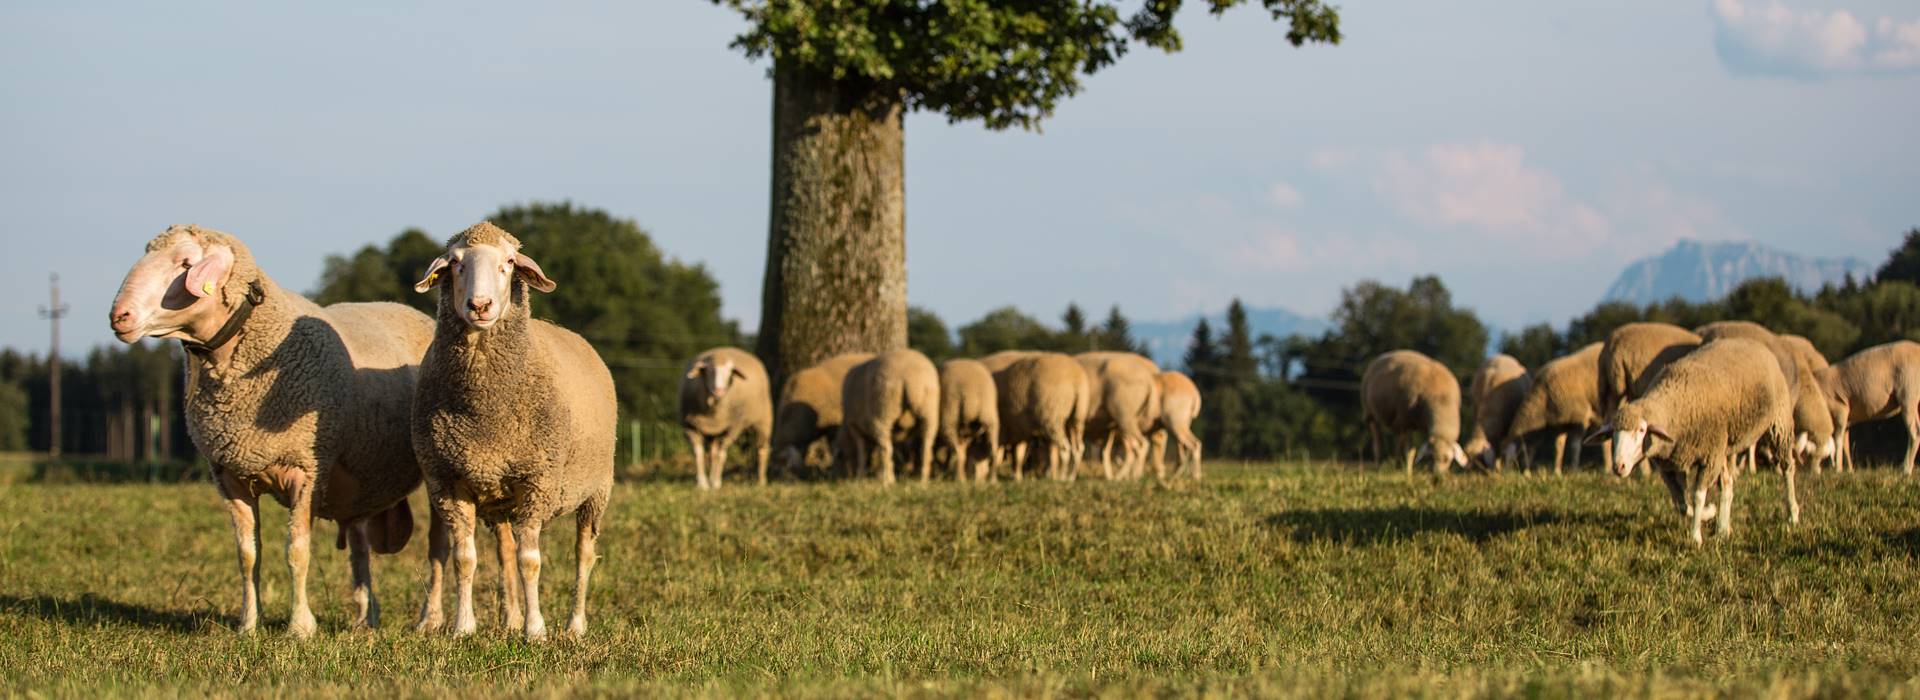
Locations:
1603;239;1872;306
1135;306;1329;368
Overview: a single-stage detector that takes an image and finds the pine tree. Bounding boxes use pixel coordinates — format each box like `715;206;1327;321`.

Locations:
1184;318;1220;392
1222;299;1259;388
1099;305;1143;355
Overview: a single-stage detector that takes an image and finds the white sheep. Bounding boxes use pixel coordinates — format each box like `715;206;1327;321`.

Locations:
1463;354;1529;471
1360;350;1467;473
1147;370;1203;480
1596;337;1797;545
938;358;1000;482
410;222;616;640
770;352;875;473
1075;351;1162;480
840;349;941;484
1820;340;1920;474
679;347;774;490
109;225;443;637
992;352;1090;481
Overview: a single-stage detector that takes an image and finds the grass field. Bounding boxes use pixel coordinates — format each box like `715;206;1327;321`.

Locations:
5;461;1920;698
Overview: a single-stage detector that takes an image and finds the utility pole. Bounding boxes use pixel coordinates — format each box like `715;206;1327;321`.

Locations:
39;274;69;459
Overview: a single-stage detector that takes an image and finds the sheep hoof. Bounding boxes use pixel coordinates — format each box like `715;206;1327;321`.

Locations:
288;610;317;639
413;613;442;633
524;620;548;641
567;618;586;637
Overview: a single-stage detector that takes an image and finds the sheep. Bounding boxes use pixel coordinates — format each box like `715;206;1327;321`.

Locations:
1694;321;1804;473
1780;334;1844;471
1074;351;1163;480
1360;350;1467;474
769;352;875;474
839;349;941;485
1791;362;1836;469
938;358;1000;482
1594;337;1797;545
1147;370;1204;480
993;352;1091;481
1462;355;1530;471
410;222;616;640
1820;340;1920;475
1501;343;1606;475
679;347;773;490
1597;322;1702;417
107;224;440;638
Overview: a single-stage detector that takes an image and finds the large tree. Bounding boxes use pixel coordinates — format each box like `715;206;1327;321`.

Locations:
713;0;1343;384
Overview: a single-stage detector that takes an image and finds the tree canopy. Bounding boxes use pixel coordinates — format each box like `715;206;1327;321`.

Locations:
711;0;1342;130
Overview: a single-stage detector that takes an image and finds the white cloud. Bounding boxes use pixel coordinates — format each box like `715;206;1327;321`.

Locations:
1267;181;1303;209
1711;0;1920;77
1372;140;1609;251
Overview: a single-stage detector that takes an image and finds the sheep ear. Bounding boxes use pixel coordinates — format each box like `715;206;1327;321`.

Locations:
1451;443;1467;466
731;366;748;382
413;255;450;293
1582;423;1613;446
185;245;234;299
686;364;702;379
513;253;556;293
1646;423;1673;442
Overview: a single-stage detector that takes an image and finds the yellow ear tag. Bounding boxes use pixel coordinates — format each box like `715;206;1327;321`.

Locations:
202;281;216;296
427;271;438;284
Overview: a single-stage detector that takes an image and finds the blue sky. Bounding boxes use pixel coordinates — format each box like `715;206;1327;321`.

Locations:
2;0;1916;357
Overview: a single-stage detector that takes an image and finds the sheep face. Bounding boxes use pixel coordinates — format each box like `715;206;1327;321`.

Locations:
1415;438;1467;470
1606;419;1669;478
109;229;236;344
415;238;555;330
687;357;745;406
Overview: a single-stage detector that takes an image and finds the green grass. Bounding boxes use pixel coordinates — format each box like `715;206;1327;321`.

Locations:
4;462;1920;698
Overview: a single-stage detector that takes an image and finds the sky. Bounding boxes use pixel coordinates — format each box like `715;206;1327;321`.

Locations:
2;0;1917;357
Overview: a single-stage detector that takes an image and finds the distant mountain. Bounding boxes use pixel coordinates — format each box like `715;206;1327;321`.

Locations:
1134;306;1329;368
1602;239;1873;306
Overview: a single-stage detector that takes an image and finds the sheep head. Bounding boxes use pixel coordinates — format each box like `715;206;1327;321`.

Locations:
1594;409;1670;478
415;221;555;331
109;225;247;345
687;356;747;406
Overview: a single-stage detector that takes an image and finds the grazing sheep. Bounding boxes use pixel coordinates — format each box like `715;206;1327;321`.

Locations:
1596;338;1797;545
1147;370;1204;480
938;359;1000;482
1821;340;1920;475
411;222;616;640
108;225;437;637
993;352;1090;481
1360;350;1467;474
1074;351;1163;480
679;347;774;490
1792;362;1837;469
1463;355;1530;471
1598;322;1702;417
769;352;875;473
1502;343;1606;475
840;349;941;485
1694;321;1805;473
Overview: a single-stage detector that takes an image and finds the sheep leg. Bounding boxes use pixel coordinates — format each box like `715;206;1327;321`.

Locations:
1906;406;1920;476
687;430;709;491
285;472;318;639
1716;459;1736;537
567;498;603;637
711;433;738;490
1690;475;1709;546
1400;434;1416;475
1552;432;1567;477
217;479;262;633
1150;430;1169;481
1012;442;1027;481
877;435;896;486
1191;439;1204;481
513;519;547;641
413;496;450;632
446;494;480;636
494;521;522;631
980;430;1000;483
920;423;936;484
1367;421;1381;466
1783;446;1802;525
1570;436;1584;472
1658;465;1689;516
1099;433;1116;480
346;519;378;630
755;442;770;486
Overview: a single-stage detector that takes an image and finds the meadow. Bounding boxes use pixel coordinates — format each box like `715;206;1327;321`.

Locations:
4;460;1920;698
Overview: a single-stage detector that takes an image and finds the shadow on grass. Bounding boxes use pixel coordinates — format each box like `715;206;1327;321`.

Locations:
1263;506;1583;545
0;593;216;632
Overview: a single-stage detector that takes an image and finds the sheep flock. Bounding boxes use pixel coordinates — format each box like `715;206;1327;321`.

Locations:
105;221;1920;640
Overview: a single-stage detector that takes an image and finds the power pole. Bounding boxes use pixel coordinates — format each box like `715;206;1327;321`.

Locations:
39;274;69;459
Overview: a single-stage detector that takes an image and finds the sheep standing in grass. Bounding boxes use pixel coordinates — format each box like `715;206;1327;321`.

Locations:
1501;343;1605;475
1780;335;1839;470
1360;350;1467;473
1463;355;1530;471
679;347;773;489
1596;338;1797;545
411;223;616;640
1694;321;1802;472
1598;322;1702;417
769;352;875;473
1820;340;1920;474
108;225;436;637
1148;370;1203;480
1075;351;1162;480
994;352;1090;480
938;359;999;482
840;349;940;484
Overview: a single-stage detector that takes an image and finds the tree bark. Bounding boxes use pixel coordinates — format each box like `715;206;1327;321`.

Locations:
756;63;908;389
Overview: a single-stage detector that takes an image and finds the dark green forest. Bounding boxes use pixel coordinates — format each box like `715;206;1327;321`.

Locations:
4;213;1917;467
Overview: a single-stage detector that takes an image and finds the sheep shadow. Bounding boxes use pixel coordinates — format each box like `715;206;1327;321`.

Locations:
1263;505;1575;545
0;593;216;633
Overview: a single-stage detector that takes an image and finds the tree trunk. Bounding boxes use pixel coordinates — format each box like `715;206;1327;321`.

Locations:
756;63;908;389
